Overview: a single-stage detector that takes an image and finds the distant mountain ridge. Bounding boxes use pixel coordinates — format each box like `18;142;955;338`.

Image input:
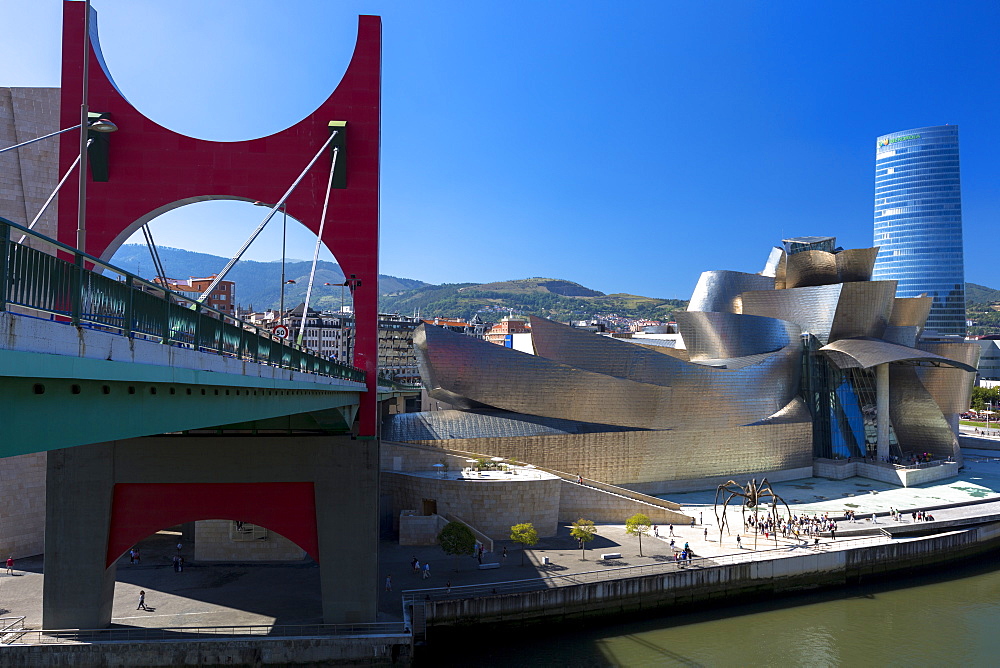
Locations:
110;245;427;312
111;245;1000;327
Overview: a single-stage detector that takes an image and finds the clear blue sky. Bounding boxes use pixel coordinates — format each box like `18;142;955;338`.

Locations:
4;1;999;299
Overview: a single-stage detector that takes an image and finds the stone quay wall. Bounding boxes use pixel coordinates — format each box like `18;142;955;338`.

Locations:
0;634;413;667
420;522;1000;629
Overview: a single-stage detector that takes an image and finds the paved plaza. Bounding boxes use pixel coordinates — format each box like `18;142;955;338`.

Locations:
3;447;1000;632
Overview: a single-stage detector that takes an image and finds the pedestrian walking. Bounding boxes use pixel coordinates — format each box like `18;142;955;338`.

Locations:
422;562;431;579
5;556;13;575
736;535;742;549
385;575;392;591
414;559;421;574
137;590;148;611
129;548;136;565
502;546;507;561
653;525;659;538
172;555;180;573
669;524;675;537
134;548;140;564
178;556;184;573
704;527;708;541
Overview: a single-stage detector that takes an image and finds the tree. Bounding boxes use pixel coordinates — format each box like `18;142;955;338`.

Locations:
570;519;597;560
510;522;539;566
625;513;652;557
437;521;476;557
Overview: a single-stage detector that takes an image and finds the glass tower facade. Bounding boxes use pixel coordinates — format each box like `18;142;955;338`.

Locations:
873;125;966;337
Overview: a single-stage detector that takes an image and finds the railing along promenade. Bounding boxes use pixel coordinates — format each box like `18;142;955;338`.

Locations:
1;622;407;645
401;534;892;605
0;217;363;383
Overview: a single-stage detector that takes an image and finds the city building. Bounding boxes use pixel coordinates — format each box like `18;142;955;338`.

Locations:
873;125;967;337
423;316;487;339
154;275;236;314
388;236;979;494
484;316;530;345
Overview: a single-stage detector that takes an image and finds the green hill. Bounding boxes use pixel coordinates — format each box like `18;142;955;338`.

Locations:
378;279;687;322
966;283;1000;306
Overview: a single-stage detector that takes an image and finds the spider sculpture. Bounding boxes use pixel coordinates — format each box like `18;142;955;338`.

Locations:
714;478;791;549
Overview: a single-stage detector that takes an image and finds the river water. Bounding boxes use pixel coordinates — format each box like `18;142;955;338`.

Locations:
417;556;1000;667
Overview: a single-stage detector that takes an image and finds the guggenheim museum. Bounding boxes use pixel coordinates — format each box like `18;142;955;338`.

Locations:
384;236;979;494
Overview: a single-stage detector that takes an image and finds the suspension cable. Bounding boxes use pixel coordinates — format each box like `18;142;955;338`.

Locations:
141;224;168;286
196;130;339;304
17;139;92;245
296;146;339;347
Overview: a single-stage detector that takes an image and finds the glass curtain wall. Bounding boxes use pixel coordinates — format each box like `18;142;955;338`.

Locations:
873;125;966;337
802;336;898;459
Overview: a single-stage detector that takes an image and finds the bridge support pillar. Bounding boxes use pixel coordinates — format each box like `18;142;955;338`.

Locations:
42;435;379;629
43;443;117;629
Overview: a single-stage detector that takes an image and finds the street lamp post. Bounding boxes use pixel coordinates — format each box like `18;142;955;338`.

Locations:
77;0;92;254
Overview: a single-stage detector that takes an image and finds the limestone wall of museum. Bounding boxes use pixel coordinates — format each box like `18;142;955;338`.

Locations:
400;419;812;490
382;472;560;540
0;452;46;558
0;87;60;243
557;480;690;525
194;520;306;562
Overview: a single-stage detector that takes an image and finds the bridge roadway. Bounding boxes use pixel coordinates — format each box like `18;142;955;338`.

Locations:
0;310;372;457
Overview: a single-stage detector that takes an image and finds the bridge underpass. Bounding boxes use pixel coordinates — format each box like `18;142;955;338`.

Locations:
0;219;417;629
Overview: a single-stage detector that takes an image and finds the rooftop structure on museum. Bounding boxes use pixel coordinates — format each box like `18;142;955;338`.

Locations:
386;236;980;494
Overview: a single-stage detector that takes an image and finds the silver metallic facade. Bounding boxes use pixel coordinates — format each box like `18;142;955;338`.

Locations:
397;234;980;489
873;125;967;337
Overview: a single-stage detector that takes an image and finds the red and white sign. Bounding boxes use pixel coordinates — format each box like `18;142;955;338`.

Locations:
273;325;290;339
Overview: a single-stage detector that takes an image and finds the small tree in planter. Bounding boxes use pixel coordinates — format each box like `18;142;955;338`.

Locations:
625;513;652;557
510;522;539;566
438;521;476;560
570;519;597;560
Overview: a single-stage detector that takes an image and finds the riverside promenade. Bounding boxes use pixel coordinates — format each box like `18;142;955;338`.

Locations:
2;448;1000;634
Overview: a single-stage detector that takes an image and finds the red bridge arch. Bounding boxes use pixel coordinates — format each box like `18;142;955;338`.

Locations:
58;2;381;435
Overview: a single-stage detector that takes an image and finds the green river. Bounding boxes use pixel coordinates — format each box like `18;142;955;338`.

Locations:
417;555;1000;667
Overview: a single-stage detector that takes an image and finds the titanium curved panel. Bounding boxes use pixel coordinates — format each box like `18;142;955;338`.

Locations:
890;365;961;461
762;247;784;277
828;281;897;341
675;311;793;360
785;250;839;288
889;296;932;331
741;284;842;343
415;324;675;429
835;247;878;283
915;341;981;415
527;316;802;429
819;338;978;372
688;271;774;314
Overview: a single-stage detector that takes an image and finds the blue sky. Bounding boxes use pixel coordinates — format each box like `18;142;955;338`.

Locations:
4;1;999;299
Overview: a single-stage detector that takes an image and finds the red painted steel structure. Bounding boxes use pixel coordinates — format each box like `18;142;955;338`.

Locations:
107;482;319;567
57;2;381;437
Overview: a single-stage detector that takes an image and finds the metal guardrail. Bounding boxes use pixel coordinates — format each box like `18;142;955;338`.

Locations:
4;622;408;645
400;534;894;605
0;218;364;384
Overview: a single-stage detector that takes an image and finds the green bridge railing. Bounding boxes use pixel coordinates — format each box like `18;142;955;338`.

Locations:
0;217;365;384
